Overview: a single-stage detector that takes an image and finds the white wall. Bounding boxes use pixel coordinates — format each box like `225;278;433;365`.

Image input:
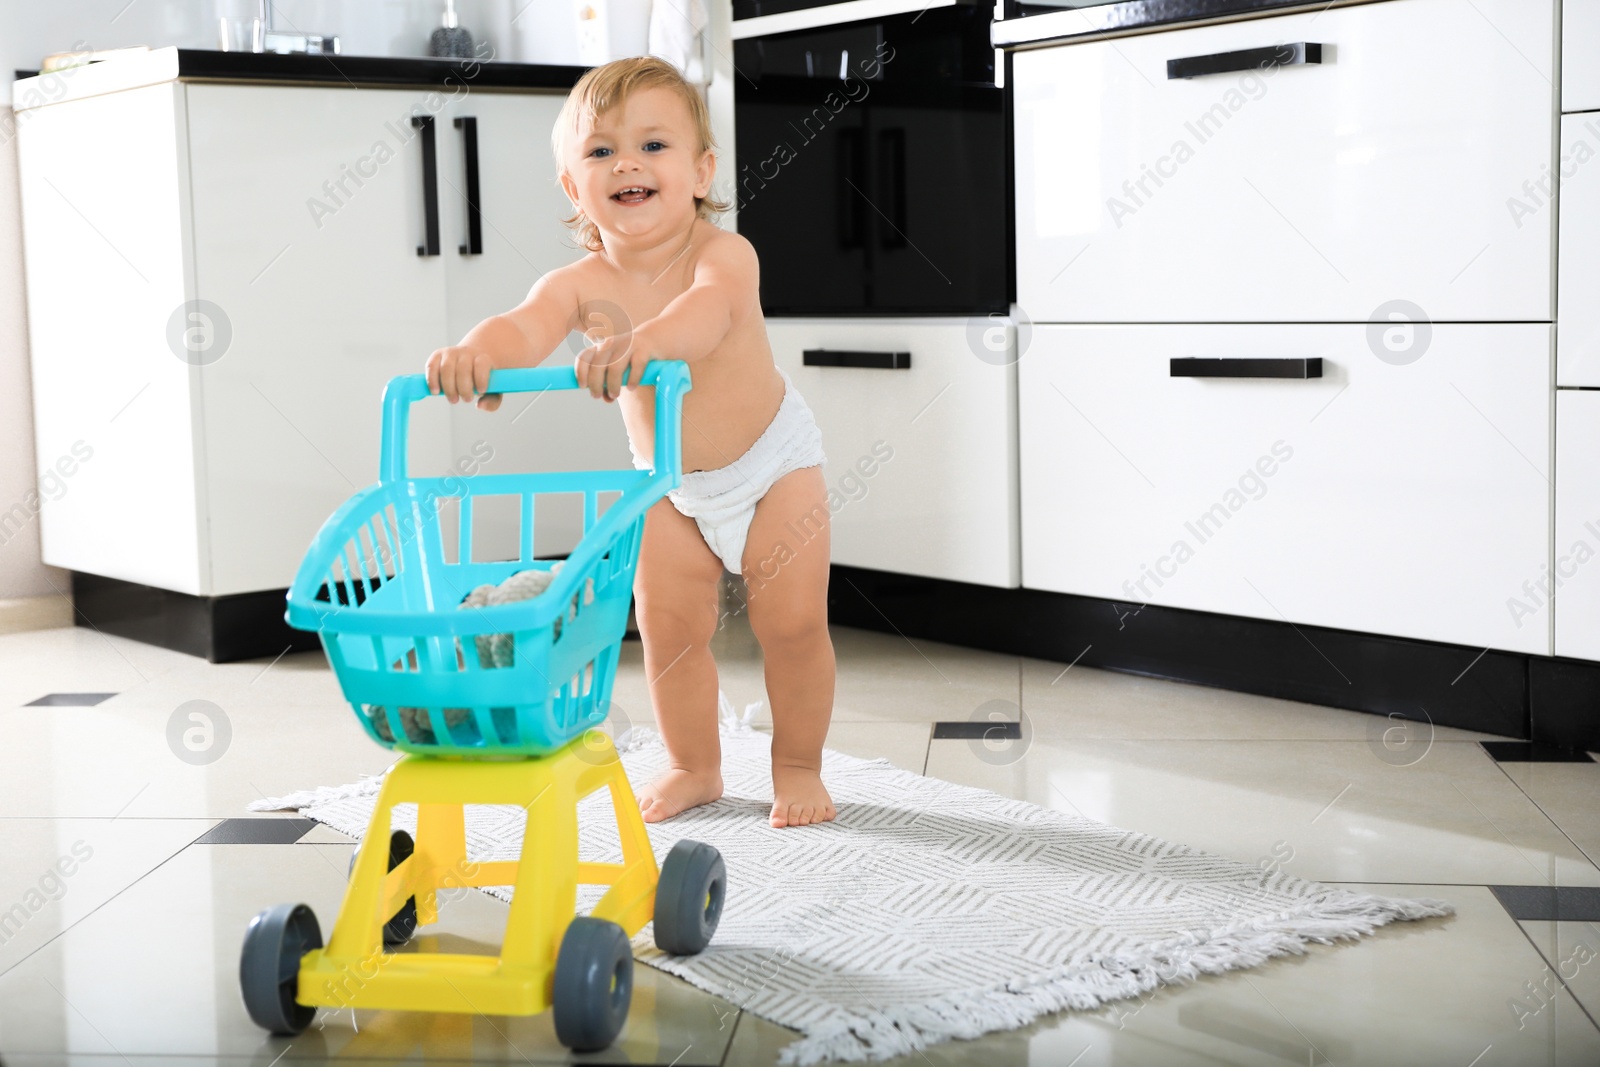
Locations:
0;0;734;598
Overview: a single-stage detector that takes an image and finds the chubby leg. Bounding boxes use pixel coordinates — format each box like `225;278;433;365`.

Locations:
633;495;727;823
743;465;837;828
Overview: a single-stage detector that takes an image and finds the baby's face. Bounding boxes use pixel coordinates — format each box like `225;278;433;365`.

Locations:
561;86;714;246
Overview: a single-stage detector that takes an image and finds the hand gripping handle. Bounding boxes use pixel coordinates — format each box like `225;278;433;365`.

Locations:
378;361;692;484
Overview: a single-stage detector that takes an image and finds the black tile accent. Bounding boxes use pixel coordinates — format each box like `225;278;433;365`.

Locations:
25;692;116;707
828;565;1529;740
195;818;316;845
932;721;1023;740
1481;741;1596;763
71;570;320;664
1490;885;1600;922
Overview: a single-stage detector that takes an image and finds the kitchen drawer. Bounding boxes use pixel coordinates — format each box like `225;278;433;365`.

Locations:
1555;391;1600;660
1567;0;1600;113
1558;113;1600;384
1013;0;1555;323
1020;324;1552;654
767;318;1018;588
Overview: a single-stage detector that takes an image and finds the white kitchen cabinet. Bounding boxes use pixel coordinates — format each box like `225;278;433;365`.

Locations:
1567;0;1600;113
440;92;635;564
1555;390;1600;659
1019;323;1552;654
1013;0;1556;323
766;318;1019;588
17;54;594;599
183;83;453;596
16;82;204;595
1558;112;1600;385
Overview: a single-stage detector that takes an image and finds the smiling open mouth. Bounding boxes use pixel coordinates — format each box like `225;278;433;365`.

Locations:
612;186;656;204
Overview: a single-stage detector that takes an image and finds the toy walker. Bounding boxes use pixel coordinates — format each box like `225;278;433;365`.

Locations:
240;361;724;1051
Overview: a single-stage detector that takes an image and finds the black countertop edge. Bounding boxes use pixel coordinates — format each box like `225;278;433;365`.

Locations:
15;48;589;92
994;0;1385;47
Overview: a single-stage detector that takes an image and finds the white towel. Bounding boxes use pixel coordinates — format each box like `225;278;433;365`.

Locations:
649;0;708;81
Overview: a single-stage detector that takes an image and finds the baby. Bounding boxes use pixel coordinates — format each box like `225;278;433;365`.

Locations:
425;57;837;829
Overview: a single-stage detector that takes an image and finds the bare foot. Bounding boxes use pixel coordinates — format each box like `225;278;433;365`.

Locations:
770;763;836;828
638;766;724;824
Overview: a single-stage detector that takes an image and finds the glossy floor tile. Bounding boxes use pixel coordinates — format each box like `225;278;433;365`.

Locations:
0;818;213;973
3;609;1599;1064
924;737;1600;886
1500;760;1600;869
1521;919;1600;1026
0;698;398;818
0;843;737;1065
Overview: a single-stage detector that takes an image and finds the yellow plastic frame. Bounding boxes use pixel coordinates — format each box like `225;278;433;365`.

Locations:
294;731;657;1017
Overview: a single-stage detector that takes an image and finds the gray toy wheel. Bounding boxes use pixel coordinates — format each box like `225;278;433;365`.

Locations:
552;916;633;1051
347;828;417;946
653;839;725;955
240;902;322;1035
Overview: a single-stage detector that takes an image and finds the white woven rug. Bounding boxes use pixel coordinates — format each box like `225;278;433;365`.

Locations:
253;702;1452;1064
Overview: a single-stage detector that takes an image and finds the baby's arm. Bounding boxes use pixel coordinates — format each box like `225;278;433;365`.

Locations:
427;267;579;410
576;234;759;401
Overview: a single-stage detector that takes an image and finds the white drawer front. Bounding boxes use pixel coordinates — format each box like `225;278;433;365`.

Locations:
1020;324;1552;654
1014;0;1555;323
767;319;1018;588
1567;0;1600;113
1555;391;1600;659
1558;113;1600;384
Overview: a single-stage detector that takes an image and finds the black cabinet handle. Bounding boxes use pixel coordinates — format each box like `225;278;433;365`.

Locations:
837;127;865;249
454;116;482;256
1167;42;1322;80
413;115;439;256
1171;357;1323;379
803;349;911;370
877;127;906;249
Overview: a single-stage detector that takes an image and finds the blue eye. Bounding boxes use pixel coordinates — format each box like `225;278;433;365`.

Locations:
644;141;665;152
590;146;612;158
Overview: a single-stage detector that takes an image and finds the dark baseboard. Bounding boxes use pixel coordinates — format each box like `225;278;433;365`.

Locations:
65;566;1600;751
71;571;320;664
827;565;1599;752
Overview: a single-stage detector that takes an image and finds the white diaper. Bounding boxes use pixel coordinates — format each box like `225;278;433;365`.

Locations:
630;367;826;574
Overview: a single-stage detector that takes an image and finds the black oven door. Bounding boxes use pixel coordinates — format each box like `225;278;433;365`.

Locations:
733;8;1009;315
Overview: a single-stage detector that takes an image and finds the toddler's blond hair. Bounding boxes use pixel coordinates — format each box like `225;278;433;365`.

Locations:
553;56;728;252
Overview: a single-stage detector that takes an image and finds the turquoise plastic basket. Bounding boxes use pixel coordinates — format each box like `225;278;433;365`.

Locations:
285;360;691;758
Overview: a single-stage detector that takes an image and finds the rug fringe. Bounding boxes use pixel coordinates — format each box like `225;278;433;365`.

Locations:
776;888;1453;1065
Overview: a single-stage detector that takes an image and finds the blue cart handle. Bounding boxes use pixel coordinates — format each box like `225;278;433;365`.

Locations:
379;361;692;484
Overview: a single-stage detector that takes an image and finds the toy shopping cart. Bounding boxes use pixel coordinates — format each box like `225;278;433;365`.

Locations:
239;360;725;1052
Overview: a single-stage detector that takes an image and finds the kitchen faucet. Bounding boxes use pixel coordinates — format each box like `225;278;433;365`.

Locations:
258;0;341;55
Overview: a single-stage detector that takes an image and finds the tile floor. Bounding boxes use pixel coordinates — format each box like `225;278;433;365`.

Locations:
2;591;1599;1066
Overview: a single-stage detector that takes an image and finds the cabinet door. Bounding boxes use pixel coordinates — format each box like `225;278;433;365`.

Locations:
1567;0;1600;113
1020;323;1552;654
734;83;870;313
185;83;452;596
438;92;634;563
766;318;1019;587
16;83;204;593
1558;113;1600;385
868;101;1007;313
1555;391;1600;660
1013;0;1555;323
